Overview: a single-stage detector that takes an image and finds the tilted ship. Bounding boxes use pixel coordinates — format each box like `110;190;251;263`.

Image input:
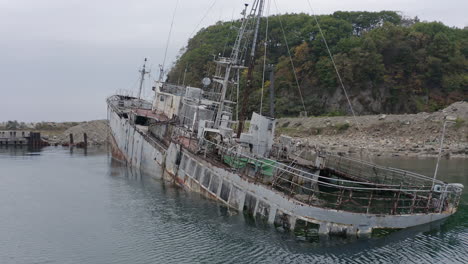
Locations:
107;0;463;236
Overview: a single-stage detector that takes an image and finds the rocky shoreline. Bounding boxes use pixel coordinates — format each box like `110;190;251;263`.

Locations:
50;120;109;146
276;102;468;158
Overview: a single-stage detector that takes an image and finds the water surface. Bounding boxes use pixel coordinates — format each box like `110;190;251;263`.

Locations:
0;147;467;263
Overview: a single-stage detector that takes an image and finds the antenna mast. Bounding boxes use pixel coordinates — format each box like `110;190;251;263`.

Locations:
212;3;250;128
237;0;265;136
159;0;180;82
138;58;150;100
213;0;265;130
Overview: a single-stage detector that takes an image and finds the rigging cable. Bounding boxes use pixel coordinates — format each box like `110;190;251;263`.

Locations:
306;0;375;162
273;0;307;113
188;0;219;40
222;8;237;57
260;0;271;115
182;0;218;88
161;0;180;81
306;0;362;132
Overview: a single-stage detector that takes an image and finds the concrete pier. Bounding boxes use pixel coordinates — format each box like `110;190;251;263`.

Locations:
0;131;48;147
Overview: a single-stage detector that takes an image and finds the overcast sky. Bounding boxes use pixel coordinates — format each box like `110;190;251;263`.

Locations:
1;0;466;122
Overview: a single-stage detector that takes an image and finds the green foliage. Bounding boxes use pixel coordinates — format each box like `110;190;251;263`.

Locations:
167;11;468;117
454;118;465;129
1;121;31;130
333;11;402;35
322;110;346;117
443;74;468;92
5;120;19;130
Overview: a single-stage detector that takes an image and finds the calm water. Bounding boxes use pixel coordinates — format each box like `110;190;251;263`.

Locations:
0;146;467;264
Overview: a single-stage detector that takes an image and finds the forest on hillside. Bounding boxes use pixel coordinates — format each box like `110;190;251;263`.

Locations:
167;11;468;117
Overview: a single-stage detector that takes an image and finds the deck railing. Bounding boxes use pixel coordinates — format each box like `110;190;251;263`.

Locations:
199;139;464;215
322;154;440;187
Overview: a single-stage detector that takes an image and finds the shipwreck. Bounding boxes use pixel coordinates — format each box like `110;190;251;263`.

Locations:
106;0;463;236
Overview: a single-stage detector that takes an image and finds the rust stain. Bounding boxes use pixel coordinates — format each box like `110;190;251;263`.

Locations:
109;134;128;162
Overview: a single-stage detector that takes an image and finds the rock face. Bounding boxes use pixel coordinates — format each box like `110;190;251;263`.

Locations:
276;101;468;157
55;120;109;145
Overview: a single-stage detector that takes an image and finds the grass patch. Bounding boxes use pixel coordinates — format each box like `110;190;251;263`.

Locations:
454;118;465;129
321;110;346;117
276;127;307;137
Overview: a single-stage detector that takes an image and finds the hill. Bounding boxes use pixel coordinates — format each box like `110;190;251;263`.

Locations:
167;11;468;117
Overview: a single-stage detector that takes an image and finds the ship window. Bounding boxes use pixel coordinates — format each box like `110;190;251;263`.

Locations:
189;160;196;173
202;170;211;188
180;155;187;171
209;175;219;194
194;165;202;181
183;157;191;171
160;96;165;102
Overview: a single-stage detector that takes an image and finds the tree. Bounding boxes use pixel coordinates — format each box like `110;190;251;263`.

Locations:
6;121;19;130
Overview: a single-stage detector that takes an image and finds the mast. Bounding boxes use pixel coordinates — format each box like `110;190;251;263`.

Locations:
213;3;250;128
236;0;265;136
138;58;150;100
159;0;180;83
212;0;265;130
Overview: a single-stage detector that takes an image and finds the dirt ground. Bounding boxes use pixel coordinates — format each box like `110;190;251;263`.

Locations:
47;120;109;146
276;101;468;158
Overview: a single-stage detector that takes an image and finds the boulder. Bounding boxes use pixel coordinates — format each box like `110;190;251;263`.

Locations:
445;115;457;121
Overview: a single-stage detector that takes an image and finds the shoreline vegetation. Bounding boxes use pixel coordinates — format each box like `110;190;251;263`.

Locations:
168;11;467;118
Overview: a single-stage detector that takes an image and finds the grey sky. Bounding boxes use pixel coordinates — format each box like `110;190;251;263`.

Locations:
1;0;466;122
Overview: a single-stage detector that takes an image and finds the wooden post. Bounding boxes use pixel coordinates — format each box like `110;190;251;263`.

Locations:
84;133;88;147
69;134;74;145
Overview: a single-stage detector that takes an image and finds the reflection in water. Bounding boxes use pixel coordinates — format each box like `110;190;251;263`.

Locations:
0;147;466;263
0;145;45;156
